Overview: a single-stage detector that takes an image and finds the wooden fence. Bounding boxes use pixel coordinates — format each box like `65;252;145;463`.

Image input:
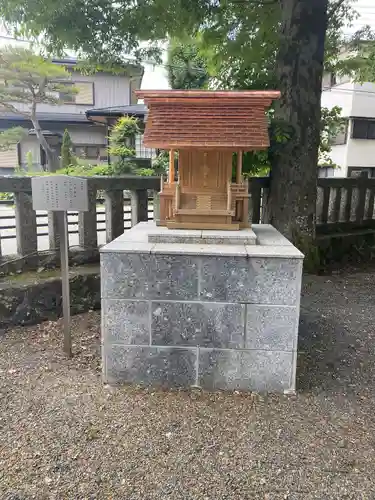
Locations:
316;176;375;234
249;175;375;234
0;174;374;273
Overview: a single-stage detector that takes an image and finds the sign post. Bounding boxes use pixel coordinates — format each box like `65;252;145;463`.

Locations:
31;176;89;357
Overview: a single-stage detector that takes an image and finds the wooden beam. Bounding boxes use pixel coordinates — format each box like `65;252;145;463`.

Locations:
236;150;243;184
167;221;240;230
227;180;232;211
169;149;175;183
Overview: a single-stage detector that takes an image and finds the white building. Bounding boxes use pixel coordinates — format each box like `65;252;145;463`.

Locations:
320;0;375;178
321;75;375;178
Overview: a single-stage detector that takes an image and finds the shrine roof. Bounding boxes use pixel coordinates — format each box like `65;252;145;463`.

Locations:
135;90;280;150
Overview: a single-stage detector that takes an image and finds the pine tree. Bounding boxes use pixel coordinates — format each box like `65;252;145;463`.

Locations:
0;46;76;171
61;129;73;170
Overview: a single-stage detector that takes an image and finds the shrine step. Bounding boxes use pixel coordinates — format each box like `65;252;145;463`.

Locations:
174;209;235;216
166;222;240;230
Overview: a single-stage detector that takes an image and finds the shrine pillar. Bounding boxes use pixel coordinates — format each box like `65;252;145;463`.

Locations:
236;151;243;184
169;149;175;183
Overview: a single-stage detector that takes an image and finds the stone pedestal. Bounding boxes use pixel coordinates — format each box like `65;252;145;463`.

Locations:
100;222;304;393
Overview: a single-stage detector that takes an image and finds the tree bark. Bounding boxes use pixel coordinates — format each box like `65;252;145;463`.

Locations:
30;115;60;172
264;0;329;246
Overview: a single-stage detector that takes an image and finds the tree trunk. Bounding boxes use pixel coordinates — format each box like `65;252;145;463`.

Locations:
264;0;328;250
30;116;60;172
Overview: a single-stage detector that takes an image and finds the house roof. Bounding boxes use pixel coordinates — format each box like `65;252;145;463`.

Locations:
86;104;147;124
28;129;63;137
51;57;144;77
0;112;90;124
135;90;280;150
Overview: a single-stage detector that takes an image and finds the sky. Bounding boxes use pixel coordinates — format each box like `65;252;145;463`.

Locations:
345;0;375;34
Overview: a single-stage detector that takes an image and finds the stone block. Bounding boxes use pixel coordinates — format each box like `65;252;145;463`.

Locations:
100;222;304;392
200;228;257;246
101;241;155;254
149;234;203;244
151;301;245;348
130;189;149;226
14;191;37;257
104;345;196;387
78;185;97;249
199;349;293;392
200;256;302;305
245;246;303;258
245;305;298;350
102;300;150;344
148;228;202;244
148;227;257;246
101;252;199;300
252;224;294;246
151;243;247;257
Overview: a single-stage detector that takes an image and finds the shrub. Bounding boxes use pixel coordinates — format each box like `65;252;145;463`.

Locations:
108;116;140;174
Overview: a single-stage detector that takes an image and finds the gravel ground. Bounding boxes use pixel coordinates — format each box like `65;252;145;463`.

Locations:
1;271;375;499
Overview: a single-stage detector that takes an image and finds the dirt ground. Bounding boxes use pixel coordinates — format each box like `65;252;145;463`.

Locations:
1;270;375;499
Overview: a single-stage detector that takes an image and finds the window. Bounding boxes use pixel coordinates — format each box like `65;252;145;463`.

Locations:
332;120;348;145
59;90;75;103
58;82;76;103
74;146;86;157
348;167;372;178
99;146;108;159
352;119;375;139
135;133;156;158
368;122;375;139
73;144;107;161
75;82;94;105
58;81;94;105
86;146;99;158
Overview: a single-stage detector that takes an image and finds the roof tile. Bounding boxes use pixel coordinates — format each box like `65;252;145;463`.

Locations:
135;90;280;150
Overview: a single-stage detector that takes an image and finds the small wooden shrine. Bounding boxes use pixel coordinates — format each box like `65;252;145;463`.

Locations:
135;90;280;230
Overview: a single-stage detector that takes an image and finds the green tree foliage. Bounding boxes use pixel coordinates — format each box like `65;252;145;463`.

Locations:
0;126;26;152
319;106;346;167
332;25;375;83
108;116;139;174
0;1;359;87
0;46;76;171
167;37;209;90
61;129;73;170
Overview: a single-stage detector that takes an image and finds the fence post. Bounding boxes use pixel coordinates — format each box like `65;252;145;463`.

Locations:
249;180;261;224
131;189;149;226
14;191;38;258
104;190;124;243
356;171;368;223
153;190;160;225
78;185;97;249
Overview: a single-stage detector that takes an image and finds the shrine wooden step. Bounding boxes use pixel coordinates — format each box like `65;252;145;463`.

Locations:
166;222;240;230
174;209;235;216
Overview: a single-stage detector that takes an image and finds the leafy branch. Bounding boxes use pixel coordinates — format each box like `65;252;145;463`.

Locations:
0;127;27;151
